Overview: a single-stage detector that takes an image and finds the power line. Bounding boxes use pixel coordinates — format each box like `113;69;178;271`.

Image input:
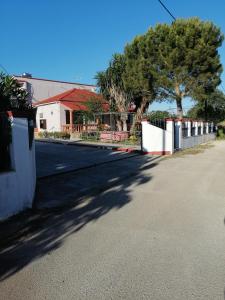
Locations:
157;0;176;21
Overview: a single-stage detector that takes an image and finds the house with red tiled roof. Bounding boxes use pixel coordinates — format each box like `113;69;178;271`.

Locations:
35;88;107;132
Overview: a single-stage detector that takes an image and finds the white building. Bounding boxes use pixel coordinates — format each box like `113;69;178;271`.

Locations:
35;88;104;132
14;73;96;104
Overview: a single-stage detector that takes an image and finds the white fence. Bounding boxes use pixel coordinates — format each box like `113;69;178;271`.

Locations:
142;119;216;155
0;116;36;220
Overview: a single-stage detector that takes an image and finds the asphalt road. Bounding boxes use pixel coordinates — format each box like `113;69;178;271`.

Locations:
35;141;136;178
1;141;225;299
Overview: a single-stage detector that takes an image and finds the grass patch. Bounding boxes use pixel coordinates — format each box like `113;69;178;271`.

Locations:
168;142;214;159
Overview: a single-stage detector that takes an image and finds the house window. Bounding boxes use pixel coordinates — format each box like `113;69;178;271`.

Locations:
39;113;43;119
65;110;70;124
40;119;47;130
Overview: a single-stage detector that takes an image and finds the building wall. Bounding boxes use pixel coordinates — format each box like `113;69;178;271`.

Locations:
14;76;96;103
36;103;61;132
60;104;68;127
0;118;36;220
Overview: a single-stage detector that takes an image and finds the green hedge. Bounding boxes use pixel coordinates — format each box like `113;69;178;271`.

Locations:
38;131;70;139
217;128;225;139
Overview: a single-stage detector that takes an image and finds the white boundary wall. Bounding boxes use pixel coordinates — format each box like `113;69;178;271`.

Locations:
0;117;36;220
142;120;174;155
142;119;216;155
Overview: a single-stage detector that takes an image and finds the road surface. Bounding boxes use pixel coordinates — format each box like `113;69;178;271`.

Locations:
1;141;225;299
35;141;136;178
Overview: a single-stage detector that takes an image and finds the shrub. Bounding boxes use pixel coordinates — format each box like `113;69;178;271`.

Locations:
217;128;225;139
37;131;70;139
81;131;100;141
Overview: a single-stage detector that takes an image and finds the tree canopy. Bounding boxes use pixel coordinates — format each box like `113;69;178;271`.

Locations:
137;18;224;117
96;17;224;125
187;89;225;123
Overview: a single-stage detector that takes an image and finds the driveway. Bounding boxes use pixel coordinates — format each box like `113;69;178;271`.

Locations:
1;141;225;299
35;141;136;178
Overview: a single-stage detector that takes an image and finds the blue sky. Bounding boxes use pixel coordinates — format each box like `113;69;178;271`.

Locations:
1;0;225;111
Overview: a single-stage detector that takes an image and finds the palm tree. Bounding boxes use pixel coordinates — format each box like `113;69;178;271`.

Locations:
95;54;131;131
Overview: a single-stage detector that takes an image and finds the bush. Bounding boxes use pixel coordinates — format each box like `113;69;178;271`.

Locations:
217;128;225;139
145;111;171;122
38;131;70;139
80;131;100;141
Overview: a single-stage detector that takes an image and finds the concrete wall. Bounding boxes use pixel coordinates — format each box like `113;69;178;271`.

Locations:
142;120;174;155
15;76;96;103
0;118;36;220
36;103;62;132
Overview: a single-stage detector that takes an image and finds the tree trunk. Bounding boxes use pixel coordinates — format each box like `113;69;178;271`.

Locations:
175;83;183;118
131;97;148;134
176;98;183;118
116;119;122;131
122;119;127;132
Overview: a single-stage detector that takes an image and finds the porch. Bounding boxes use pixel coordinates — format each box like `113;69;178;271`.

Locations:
61;111;140;144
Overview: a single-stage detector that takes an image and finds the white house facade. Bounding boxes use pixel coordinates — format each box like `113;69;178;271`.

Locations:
35;88;105;133
36;102;68;132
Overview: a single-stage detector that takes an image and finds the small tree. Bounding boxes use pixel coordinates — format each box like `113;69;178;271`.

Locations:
0;73;31;111
83;96;105;124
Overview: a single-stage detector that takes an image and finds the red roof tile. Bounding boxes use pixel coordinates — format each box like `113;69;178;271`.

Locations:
35;88;108;111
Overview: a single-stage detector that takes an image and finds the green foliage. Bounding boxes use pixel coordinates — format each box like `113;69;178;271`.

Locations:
96;17;224;123
187;89;225;122
123;18;224;118
80;131;100;141
0;73;31;111
38;131;70;139
217;128;225;139
217;120;225;139
124;34;157;106
96;54;131;112
82;96;105;122
71;96;106;125
145;110;171;121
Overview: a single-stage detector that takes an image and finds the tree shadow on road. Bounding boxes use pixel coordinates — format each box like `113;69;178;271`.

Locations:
0;155;158;281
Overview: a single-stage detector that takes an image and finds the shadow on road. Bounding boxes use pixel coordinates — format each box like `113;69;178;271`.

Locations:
0;155;158;281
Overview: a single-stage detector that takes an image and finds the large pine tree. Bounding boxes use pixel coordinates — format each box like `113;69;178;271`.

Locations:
144;18;224;117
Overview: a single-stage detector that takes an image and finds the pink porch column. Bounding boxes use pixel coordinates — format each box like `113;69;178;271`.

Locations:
69;110;73;132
